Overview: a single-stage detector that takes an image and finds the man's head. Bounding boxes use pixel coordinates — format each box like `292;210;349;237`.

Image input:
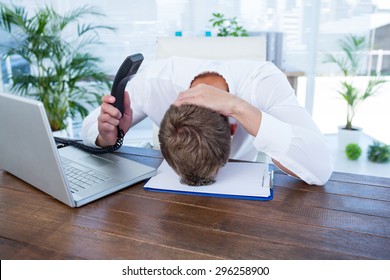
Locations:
158;104;231;186
190;71;230;91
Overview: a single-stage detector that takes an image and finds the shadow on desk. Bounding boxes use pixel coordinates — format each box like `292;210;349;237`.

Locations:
0;146;389;260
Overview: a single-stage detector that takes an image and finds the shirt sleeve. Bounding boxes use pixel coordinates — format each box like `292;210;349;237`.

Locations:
252;71;333;185
82;106;101;147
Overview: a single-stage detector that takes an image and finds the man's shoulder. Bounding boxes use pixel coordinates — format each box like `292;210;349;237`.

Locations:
224;60;282;79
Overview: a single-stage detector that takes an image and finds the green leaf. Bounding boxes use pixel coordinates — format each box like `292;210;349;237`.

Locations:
0;3;113;130
209;12;248;37
367;141;390;163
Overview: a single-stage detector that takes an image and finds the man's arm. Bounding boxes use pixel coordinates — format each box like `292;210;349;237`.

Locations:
175;85;299;178
227;96;300;179
175;83;332;185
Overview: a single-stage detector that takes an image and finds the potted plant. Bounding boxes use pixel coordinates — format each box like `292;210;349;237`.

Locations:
367;141;390;163
209;13;248;37
324;34;387;149
0;4;114;134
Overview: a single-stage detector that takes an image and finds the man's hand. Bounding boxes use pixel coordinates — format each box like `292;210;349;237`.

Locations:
96;91;133;147
175;84;237;116
174;84;262;137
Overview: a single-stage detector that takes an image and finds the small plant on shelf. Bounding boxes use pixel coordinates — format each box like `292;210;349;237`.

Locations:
209;13;248;37
345;143;362;160
367;141;390;163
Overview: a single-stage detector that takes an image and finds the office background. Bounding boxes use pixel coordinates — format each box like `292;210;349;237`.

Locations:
1;0;389;145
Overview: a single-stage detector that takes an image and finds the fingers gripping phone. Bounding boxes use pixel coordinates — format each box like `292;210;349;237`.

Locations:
54;53;144;154
111;53;144;116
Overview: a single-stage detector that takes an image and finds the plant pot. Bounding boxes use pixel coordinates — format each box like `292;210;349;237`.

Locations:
52;117;74;138
337;126;362;151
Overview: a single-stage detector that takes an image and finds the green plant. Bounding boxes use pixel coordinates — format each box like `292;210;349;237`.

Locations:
324;34;387;130
0;4;114;131
345;143;362;160
367;141;390;163
209;13;248;37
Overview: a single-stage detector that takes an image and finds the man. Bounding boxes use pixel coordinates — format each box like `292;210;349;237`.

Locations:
82;56;333;186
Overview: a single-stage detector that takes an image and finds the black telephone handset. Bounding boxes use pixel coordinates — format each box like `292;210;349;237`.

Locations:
111;53;144;116
54;53;144;154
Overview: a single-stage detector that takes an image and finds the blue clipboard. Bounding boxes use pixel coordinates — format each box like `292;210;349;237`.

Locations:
144;161;274;201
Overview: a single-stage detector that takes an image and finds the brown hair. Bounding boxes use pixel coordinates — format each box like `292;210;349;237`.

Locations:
159;104;231;186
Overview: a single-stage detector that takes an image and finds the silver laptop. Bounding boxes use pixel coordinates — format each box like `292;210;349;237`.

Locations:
0;93;157;207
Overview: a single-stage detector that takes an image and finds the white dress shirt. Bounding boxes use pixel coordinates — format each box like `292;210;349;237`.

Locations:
82;56;333;185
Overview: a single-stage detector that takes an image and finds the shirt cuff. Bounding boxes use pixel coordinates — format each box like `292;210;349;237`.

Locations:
82;122;100;148
253;112;293;157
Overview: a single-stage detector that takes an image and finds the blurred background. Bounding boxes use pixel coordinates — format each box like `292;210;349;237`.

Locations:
1;0;389;176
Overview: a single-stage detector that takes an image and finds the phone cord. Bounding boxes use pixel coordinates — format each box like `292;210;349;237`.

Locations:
54;126;124;154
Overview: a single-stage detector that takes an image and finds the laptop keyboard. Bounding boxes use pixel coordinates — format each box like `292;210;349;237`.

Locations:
60;157;112;193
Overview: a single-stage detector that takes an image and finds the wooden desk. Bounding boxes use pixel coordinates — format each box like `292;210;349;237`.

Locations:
1;147;389;260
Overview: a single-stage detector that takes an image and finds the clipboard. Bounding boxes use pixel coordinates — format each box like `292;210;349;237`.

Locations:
144;161;274;201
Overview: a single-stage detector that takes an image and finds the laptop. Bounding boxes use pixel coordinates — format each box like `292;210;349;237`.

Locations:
0;92;157;207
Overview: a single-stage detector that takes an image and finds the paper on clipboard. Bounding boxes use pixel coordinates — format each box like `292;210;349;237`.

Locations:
144;160;273;201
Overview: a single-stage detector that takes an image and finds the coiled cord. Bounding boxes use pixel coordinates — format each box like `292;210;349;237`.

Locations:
54;126;124;154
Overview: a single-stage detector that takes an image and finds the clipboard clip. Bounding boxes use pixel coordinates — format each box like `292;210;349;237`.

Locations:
261;170;274;189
